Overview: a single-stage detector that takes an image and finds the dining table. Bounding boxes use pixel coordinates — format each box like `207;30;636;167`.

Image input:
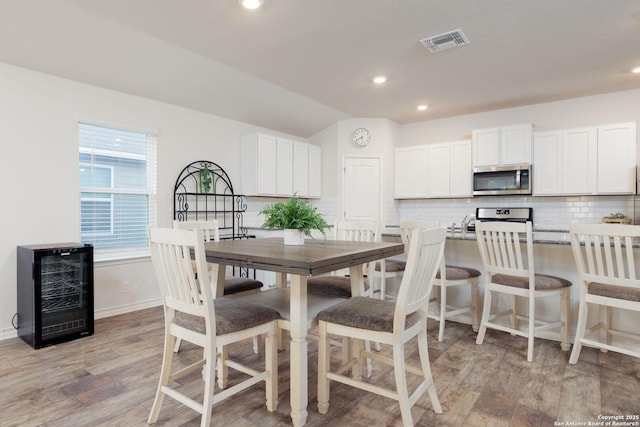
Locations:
204;236;404;426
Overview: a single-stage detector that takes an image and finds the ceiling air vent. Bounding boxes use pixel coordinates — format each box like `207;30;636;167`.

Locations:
420;29;470;53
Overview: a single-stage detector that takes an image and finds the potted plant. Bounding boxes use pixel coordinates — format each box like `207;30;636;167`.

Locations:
602;213;632;224
259;195;329;245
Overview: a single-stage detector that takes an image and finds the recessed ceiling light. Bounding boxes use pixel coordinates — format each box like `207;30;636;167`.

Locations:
632;66;640;74
240;0;263;10
372;75;388;84
417;104;429;111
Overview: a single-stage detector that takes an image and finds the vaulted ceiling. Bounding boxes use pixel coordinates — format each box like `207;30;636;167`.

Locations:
1;0;639;137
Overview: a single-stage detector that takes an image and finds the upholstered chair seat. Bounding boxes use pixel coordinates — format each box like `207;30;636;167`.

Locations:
317;296;419;332
374;259;406;272
176;298;281;335
307;276;370;299
492;273;572;290
588;283;640;302
223;277;263;295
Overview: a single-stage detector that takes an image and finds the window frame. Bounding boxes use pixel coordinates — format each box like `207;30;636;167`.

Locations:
78;122;157;261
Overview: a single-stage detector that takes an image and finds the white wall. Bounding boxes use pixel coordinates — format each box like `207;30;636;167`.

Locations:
0;62;304;338
398;89;640;146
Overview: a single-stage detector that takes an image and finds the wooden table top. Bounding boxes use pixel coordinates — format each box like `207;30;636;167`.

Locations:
204;237;404;276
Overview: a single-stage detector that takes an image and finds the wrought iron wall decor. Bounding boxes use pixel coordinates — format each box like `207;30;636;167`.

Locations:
173;160;252;276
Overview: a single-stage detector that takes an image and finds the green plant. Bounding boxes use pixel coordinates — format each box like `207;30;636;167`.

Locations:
605;212;627;219
260;195;329;237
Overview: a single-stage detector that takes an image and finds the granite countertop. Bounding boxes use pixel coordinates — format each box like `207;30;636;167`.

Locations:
383;226;571;245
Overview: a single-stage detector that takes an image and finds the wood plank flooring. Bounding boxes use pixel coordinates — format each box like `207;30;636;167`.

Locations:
1;306;638;426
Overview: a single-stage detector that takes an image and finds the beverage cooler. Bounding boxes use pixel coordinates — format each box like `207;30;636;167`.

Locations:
17;243;94;349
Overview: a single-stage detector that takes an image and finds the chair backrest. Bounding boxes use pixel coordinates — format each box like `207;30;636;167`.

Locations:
399;220;440;254
173;219;220;243
332;220;381;277
394;227;446;331
333;220;381;243
570;223;640;291
475;221;535;289
149;227;216;335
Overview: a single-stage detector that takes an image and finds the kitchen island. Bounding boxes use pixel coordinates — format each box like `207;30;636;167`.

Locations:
382;226;640;351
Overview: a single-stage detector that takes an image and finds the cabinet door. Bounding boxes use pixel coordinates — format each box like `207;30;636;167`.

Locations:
597;123;637;194
533;132;561;195
394;146;429;198
427;143;451;197
501;124;532;165
275;138;293;196
257;134;277;195
308;144;322;198
450;140;472;197
292;141;309;196
561;127;597;195
472;128;500;167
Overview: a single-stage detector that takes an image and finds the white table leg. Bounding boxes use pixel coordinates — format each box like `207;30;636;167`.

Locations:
349;265;364;296
289;274;308;426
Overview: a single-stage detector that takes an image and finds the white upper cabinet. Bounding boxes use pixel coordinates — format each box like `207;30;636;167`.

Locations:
533;128;596;196
532;132;561;195
394;140;472;199
597;122;637;194
276;138;293;196
292;141;309;196
394;146;429;198
533;123;636;196
241;133;321;197
449;140;473;197
427;143;451;197
562;128;597;194
473;123;532;167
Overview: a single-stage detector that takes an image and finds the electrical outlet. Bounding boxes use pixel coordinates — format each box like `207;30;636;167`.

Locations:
123;281;131;293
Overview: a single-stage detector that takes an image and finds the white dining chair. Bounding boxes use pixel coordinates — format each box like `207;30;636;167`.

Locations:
399;220;481;342
475;221;572;362
173;219;263;376
317;227;446;426
147;227;280;427
306;220;382;376
569;223;640;363
307;220;381;299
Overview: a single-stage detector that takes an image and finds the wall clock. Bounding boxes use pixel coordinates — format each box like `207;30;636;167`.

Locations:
351;128;371;147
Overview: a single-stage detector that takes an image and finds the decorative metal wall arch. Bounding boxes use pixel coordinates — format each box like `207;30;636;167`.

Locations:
173;160;252;277
173;160;249;240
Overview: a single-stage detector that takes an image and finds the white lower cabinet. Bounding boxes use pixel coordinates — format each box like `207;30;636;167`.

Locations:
533;122;636;196
395;140;472;199
241;133;321;198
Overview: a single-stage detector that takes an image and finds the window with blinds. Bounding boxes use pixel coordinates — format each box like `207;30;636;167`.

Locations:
79;122;157;259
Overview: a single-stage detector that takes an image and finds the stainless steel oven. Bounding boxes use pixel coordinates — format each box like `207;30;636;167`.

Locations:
473;164;531;196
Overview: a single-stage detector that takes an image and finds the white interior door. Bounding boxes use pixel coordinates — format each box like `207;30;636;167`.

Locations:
343;157;381;221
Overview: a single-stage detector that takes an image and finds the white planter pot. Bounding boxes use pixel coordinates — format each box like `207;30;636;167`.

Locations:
283;229;305;245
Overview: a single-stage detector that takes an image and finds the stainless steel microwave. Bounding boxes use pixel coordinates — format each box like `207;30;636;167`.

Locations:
473;164;532;196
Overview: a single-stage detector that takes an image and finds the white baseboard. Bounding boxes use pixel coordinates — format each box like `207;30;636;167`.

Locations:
0;326;17;340
0;298;163;342
94;298;162;319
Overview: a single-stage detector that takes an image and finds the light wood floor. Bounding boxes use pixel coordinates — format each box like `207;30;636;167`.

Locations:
1;306;638;427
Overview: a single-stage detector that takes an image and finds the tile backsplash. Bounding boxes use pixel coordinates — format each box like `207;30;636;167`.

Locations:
243;194;638;232
393;194;639;231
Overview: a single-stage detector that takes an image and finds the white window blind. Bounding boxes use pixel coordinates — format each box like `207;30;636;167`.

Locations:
79;122;157;260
